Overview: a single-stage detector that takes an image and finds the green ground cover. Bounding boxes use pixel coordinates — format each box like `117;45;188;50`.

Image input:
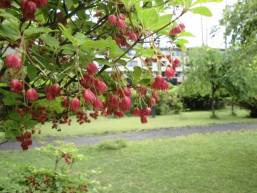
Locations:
37;108;257;137
1;130;257;193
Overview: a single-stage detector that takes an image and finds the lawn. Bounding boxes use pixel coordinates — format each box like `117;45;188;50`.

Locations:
36;108;257;137
1;130;257;192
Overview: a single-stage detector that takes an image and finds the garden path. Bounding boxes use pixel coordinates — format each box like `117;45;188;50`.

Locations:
1;122;257;150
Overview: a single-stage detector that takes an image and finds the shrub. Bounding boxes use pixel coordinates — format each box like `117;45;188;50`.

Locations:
0;143;110;193
97;140;127;151
240;98;257;118
155;89;183;115
156;103;170;115
182;95;225;111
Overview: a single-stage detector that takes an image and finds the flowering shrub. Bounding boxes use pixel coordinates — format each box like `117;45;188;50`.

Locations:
0;143;110;193
0;0;216;149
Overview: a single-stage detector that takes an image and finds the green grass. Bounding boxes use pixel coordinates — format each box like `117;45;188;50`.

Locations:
37;108;257;137
1;130;257;192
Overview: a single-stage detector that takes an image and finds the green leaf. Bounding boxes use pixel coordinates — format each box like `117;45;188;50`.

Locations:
176;38;189;45
0;19;20;41
8;112;21;121
74;32;88;46
21;114;37;129
0;10;19;21
34;97;65;114
135;46;155;57
138;8;159;29
3;95;18;106
151;14;172;31
191;6;212;17
133;66;142;83
3;120;21;138
179;31;195;37
41;34;60;50
0;89;22;106
61;44;75;55
101;71;116;88
81;37;123;59
176;39;189;51
139;78;151;86
59;24;78;46
24;26;53;39
121;0;139;9
192;0;223;6
66;0;74;9
27;64;38;81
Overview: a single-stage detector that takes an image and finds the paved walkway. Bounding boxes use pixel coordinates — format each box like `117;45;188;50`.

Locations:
1;123;257;150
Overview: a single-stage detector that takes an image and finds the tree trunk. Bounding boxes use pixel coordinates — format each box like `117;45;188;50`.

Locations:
210;84;217;119
210;62;218;119
231;99;236;116
211;98;216;118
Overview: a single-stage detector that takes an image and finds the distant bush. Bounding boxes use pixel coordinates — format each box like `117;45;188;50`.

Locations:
155;89;183;115
97;140;127;151
182;95;225;111
156;103;170;115
130;88;183;116
240;98;257;118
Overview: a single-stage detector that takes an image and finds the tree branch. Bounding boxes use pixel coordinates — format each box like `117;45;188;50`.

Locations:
99;10;186;74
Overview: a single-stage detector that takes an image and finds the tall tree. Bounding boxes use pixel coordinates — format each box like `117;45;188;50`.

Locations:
222;48;257;115
181;47;224;118
222;0;257;46
221;0;257;117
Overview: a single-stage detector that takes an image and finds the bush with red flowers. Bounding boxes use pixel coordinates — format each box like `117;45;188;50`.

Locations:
0;0;214;149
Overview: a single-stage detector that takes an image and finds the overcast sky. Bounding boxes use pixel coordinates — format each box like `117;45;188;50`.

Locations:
181;0;236;48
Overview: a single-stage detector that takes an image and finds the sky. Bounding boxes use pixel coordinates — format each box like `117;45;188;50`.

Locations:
181;0;236;48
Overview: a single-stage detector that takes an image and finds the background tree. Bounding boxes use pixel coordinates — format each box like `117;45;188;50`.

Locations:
222;48;257;116
221;0;257;117
180;46;224;118
222;0;257;47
